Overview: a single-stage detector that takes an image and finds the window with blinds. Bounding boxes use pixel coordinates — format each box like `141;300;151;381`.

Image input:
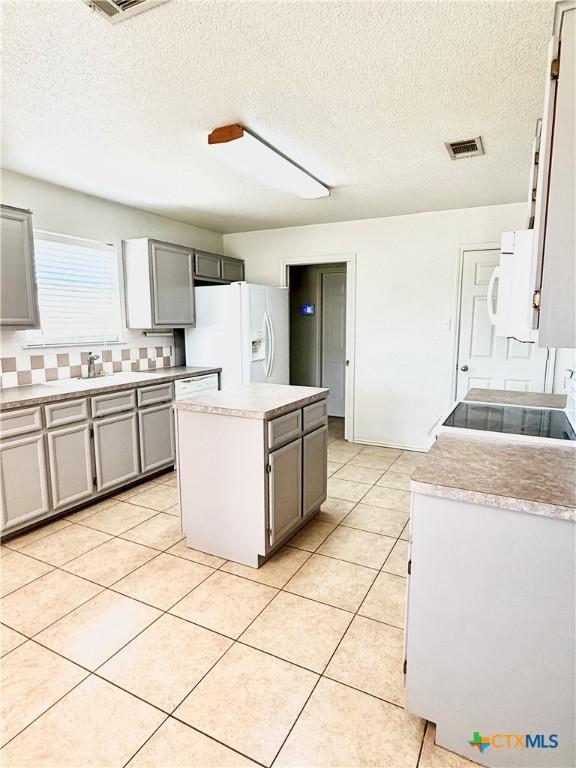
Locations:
26;232;123;346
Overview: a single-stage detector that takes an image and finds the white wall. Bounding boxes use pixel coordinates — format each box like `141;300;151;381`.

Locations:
0;170;223;356
224;203;535;450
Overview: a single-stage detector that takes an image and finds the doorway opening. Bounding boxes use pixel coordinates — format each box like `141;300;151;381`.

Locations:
287;263;348;438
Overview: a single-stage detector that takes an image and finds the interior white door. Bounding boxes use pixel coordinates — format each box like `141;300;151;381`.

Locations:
321;271;346;416
456;249;549;400
266;287;289;384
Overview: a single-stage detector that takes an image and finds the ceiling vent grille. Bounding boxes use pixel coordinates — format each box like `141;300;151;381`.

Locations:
82;0;170;24
445;137;485;159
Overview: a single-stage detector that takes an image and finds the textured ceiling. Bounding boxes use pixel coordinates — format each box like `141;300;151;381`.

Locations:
1;0;554;233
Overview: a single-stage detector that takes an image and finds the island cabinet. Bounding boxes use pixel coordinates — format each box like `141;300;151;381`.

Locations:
405;436;576;768
175;384;329;567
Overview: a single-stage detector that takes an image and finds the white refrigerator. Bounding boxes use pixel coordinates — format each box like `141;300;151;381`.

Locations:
185;283;289;389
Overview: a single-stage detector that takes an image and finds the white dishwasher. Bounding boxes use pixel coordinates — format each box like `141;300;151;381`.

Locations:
174;373;219;401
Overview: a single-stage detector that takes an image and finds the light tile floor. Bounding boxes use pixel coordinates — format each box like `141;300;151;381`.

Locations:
0;418;478;768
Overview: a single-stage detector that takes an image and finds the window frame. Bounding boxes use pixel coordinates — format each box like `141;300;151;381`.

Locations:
24;230;125;349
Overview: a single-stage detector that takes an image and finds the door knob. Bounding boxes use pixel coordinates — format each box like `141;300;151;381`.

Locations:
460;364;469;372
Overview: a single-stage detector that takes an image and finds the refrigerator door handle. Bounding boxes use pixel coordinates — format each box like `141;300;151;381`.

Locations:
268;310;276;379
264;311;273;378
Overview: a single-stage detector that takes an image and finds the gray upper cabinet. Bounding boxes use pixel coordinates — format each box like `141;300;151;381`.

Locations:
123;238;195;329
0;433;50;530
138;402;175;473
221;257;245;283
47;423;94;510
538;8;575;348
194;250;222;281
194;250;245;284
0;205;40;328
93;411;140;492
268;437;302;546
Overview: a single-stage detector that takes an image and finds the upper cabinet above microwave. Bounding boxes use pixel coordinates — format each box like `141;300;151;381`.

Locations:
123;238;245;329
490;4;575;348
123;238;196;329
0;205;40;329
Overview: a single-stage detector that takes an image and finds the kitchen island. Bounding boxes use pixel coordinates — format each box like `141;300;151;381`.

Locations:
405;430;575;768
175;383;329;567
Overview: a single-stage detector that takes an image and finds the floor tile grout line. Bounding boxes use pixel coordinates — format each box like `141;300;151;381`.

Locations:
1;445;418;763
120;714;171;768
0;473;172;549
416;720;429;768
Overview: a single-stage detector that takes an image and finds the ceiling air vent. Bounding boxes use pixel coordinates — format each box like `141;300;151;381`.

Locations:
445;137;485;160
82;0;170;24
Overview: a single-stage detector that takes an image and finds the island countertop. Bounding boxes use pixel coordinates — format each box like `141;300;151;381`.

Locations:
174;383;329;419
0;366;221;410
411;433;576;521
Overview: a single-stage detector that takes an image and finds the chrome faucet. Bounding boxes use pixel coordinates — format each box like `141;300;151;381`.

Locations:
87;352;100;378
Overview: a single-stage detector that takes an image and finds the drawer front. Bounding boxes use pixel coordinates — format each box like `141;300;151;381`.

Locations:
268;409;302;451
45;398;89;428
194;251;221;280
0;406;42;438
303;399;328;432
221;258;244;282
137;383;174;407
91;390;136;418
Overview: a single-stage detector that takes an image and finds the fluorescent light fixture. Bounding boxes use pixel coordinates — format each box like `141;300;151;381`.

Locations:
208;124;330;199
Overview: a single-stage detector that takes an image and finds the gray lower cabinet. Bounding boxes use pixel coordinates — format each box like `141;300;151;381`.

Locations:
0;205;40;328
269;437;302;546
47;423;94;510
138;403;175;473
0;433;50;530
303;425;328;517
93;411;140;492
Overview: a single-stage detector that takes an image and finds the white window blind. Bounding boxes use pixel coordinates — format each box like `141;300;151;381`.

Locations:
26;232;123;346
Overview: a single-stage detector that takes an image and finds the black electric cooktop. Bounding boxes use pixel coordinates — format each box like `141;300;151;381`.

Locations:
443;402;576;441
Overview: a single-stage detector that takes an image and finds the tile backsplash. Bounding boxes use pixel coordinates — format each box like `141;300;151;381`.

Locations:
0;345;174;388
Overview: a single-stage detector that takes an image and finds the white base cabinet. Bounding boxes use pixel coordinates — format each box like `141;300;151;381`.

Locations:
177;394;328;567
405;492;575;768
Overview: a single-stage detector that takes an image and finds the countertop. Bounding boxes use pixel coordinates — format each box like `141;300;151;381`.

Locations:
0;366;221;410
174;383;329;419
464;388;567;409
411;433;576;522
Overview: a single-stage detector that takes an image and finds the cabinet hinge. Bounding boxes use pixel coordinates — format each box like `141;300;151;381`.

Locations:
532;290;541;309
403;659;407;675
407;559;412;575
550;57;559;80
266;464;272;474
266;526;272;537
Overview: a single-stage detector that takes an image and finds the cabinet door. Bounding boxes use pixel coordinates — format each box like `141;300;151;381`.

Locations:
221;257;244;282
150;241;195;327
268;438;302;546
93;412;139;492
0;433;50;531
194;251;222;280
0;206;39;327
138;403;175;474
47;423;94;510
303;425;328;517
539;9;576;348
